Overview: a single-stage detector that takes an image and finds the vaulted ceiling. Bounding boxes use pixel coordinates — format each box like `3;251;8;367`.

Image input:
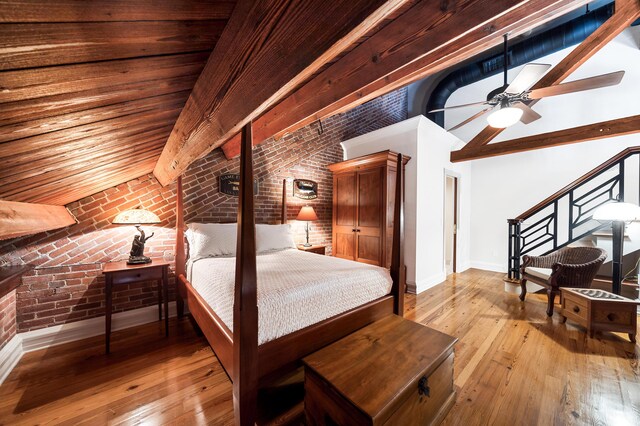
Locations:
0;0;597;214
0;0;234;206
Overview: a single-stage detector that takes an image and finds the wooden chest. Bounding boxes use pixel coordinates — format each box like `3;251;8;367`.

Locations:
560;288;639;343
303;315;457;425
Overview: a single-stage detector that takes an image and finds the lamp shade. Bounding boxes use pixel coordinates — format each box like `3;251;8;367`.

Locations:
296;205;318;221
113;208;161;225
592;202;640;222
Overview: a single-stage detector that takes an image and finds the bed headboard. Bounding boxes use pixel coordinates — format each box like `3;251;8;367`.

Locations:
174;175;289;274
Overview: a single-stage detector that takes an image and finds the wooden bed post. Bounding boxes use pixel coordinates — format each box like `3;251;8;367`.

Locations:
175;175;185;319
390;153;405;316
233;122;259;425
281;178;287;224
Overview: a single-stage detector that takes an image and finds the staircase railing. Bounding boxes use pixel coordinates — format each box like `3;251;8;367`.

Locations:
507;146;640;281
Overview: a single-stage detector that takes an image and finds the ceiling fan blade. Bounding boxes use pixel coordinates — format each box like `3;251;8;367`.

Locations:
527;71;625;100
514;102;541;124
505;63;552;94
429;100;488;113
447;108;493;131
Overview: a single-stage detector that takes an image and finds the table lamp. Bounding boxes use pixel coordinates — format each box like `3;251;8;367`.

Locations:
593;202;640;294
113;207;161;264
296;205;318;247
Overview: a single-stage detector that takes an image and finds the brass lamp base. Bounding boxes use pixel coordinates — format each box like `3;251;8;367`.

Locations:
127;255;152;265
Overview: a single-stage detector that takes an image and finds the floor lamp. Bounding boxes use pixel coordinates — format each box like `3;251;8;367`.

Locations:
593;202;640;295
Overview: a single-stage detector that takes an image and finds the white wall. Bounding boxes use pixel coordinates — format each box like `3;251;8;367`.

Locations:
341;116;471;293
442;27;640;272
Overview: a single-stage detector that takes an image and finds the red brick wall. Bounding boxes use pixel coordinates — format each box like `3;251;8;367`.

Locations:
0;291;16;350
0;88;407;336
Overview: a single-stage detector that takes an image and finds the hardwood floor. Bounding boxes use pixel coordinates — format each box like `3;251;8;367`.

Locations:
1;269;638;425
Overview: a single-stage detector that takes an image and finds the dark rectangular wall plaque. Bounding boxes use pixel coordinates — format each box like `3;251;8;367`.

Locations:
293;179;318;200
219;174;258;196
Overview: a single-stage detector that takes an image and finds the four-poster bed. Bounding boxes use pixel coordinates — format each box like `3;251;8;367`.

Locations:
174;122;405;424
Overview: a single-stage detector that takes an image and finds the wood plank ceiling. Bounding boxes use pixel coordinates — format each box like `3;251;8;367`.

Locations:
0;0;235;206
0;0;592;208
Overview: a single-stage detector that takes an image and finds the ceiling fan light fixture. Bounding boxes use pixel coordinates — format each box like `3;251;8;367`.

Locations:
486;106;523;128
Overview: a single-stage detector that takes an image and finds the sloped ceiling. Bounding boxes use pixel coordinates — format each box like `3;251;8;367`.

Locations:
0;0;235;206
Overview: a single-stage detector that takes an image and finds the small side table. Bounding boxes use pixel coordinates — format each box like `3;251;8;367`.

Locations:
102;260;170;353
297;244;326;255
560;288;639;343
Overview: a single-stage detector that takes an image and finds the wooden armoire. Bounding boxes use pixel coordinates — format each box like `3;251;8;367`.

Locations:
328;150;409;268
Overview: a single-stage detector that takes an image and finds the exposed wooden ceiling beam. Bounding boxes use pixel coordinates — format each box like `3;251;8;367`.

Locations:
0;199;76;240
450;115;640;162
153;0;411;186
461;0;640;151
220;0;589;159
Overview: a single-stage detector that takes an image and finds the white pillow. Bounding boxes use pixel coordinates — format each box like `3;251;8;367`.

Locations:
186;223;237;260
256;224;296;253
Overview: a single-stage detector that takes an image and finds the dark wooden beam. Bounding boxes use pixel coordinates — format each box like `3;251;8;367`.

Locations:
0;264;32;299
390;153;405;316
233;123;258;425
0;199;76;240
220;0;588;159
450;115;640;162
462;0;640;150
153;0;410;185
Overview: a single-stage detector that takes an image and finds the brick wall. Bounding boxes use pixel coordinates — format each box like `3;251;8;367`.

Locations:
0;88;407;337
0;291;16;351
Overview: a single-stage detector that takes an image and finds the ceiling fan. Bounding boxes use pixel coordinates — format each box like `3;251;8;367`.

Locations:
430;34;625;131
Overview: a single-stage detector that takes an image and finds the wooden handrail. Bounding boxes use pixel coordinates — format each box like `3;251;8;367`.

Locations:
514;146;640;220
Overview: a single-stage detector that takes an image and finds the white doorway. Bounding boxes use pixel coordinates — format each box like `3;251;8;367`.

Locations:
444;174;458;276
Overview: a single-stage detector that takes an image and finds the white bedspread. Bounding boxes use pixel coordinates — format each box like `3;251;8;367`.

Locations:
188;249;392;344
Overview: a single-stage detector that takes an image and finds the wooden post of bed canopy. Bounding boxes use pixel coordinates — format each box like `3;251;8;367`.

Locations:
175;175;186;319
390;153;405;316
233;122;259;425
281;178;287;224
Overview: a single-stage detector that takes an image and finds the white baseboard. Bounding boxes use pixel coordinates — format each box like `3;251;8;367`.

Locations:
407;272;447;294
0;334;23;385
0;302;177;385
469;261;507;273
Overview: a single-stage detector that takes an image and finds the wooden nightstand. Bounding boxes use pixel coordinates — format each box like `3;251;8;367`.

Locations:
297;244;326;255
102;260;170;353
560;288;639;342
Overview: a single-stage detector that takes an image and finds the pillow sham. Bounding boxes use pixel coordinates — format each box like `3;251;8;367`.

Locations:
256;224;296;253
186;222;237;260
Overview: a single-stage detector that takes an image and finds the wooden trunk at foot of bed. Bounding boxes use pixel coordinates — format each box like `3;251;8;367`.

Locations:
174;123;406;425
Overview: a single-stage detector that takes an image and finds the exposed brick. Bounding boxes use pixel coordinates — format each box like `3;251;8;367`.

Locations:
0;88;408;334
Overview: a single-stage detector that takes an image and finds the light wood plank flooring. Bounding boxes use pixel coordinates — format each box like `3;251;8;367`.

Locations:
1;269;638;425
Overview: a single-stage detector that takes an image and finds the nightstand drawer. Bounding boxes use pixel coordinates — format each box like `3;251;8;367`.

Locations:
110;266;163;285
563;297;588;322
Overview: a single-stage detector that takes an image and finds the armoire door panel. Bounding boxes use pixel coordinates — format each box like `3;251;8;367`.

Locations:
335;173;356;227
334;232;356;260
356;169;382;229
356;235;381;265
